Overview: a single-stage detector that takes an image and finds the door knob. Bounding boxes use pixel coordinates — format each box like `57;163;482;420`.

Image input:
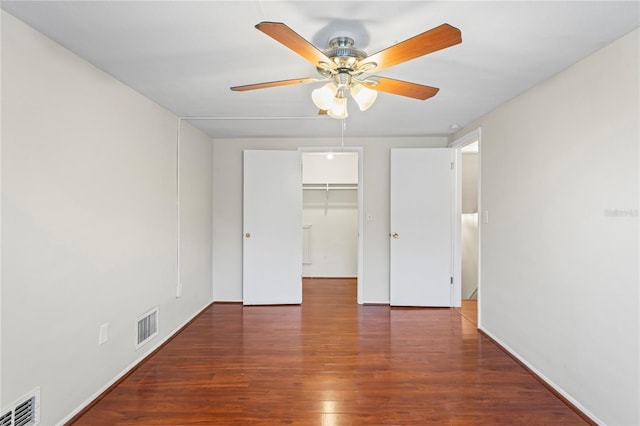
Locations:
391;232;399;238
245;233;251;238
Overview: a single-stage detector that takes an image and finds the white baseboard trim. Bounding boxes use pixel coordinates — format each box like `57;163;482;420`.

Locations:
57;301;213;426
479;326;602;425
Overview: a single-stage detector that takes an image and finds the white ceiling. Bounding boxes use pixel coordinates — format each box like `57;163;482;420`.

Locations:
2;1;638;139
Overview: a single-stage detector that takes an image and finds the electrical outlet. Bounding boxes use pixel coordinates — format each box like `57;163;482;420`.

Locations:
99;323;109;345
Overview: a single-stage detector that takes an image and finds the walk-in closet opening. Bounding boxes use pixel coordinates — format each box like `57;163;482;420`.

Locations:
301;151;360;300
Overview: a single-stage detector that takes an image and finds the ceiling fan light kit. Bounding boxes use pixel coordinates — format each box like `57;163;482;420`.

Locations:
327;92;348;119
311;82;338;110
231;21;462;120
312;80;377;118
350;83;378;111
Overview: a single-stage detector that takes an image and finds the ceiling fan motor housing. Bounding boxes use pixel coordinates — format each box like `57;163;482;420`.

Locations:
317;36;368;77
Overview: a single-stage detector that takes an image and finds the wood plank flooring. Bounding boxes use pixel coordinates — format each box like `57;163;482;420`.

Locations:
70;278;587;425
458;299;478;327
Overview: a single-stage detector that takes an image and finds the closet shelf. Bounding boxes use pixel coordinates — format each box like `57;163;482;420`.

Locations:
303;183;358;190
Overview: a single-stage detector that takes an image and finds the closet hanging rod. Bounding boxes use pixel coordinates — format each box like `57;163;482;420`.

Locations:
303;183;358;190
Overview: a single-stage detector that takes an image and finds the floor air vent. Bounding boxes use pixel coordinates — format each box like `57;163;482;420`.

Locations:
136;307;159;349
0;412;11;426
0;389;40;426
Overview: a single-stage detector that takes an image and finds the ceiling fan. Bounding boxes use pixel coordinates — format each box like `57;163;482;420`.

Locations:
231;22;462;119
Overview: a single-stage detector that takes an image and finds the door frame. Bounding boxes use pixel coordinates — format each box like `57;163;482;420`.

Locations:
299;146;364;304
449;128;482;325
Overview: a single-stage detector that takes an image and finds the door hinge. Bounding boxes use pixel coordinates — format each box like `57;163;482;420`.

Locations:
451;162;454;170
450;276;454;284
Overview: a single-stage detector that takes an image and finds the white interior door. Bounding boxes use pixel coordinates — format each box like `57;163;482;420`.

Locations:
390;148;454;306
243;150;302;305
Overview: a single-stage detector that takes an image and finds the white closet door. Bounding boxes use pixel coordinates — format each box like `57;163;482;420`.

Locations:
243;150;302;305
390;148;454;307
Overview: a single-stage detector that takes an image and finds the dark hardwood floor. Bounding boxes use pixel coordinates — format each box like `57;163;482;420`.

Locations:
70;278;587;425
458;299;478;327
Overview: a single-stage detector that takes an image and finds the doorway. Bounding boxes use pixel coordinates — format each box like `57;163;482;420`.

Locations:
461;141;479;301
460;141;479;325
451;129;481;326
300;149;363;303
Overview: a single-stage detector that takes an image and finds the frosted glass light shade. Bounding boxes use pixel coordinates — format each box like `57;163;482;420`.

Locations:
350;83;377;111
311;83;337;110
327;96;348;119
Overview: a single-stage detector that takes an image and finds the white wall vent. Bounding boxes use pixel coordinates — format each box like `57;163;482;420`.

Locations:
0;388;40;426
135;307;159;349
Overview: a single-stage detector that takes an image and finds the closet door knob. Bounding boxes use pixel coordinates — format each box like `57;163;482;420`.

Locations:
391;232;399;238
245;233;251;238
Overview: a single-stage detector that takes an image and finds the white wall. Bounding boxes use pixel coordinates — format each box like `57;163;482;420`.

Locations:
456;29;639;425
212;136;447;303
302;152;359;184
0;11;213;425
461;153;478;214
178;122;214;312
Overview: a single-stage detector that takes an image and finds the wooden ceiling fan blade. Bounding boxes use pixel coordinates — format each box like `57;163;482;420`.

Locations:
368;77;439;100
230;77;318;92
360;24;461;72
255;22;337;70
